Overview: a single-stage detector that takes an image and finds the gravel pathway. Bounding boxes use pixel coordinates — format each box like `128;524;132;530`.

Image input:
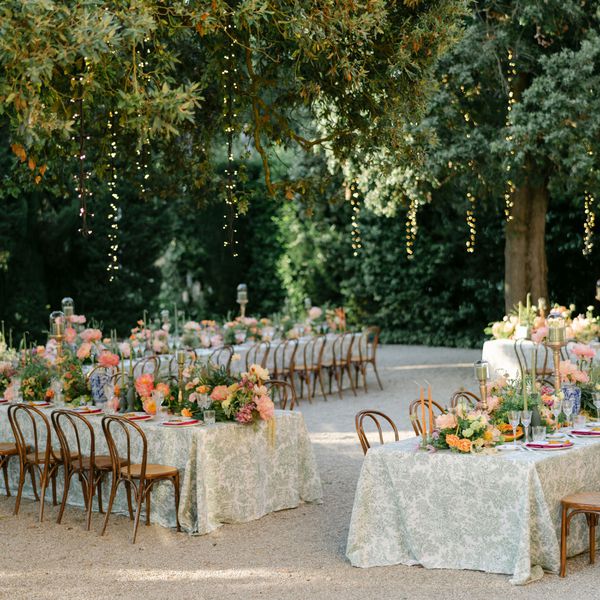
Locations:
0;345;598;600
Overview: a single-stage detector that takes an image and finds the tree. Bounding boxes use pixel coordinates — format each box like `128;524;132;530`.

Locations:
350;1;600;312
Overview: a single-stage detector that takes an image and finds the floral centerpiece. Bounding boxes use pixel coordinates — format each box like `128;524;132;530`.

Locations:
223;317;265;345
58;353;91;405
133;373;173;414
180;320;222;349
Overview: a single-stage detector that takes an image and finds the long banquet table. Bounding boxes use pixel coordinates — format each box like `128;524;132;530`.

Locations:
0;406;323;534
346;436;600;584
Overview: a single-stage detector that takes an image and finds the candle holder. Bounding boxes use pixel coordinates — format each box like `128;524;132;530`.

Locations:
61;297;75;319
474;360;490;411
537;297;547;320
236;283;248;319
176;350;186;410
49;310;66;359
546;315;567;390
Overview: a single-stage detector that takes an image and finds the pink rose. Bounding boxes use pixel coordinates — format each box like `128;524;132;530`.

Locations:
255;395;275;420
531;327;548;344
80;328;102;343
308;306;323;320
571;343;596;360
65;327;77;344
135;373;154;398
210;385;229;402
70;315;86;325
77;342;92;360
210;335;223;347
152;339;165;353
435;412;457;430
118;342;131;358
98;351;120;368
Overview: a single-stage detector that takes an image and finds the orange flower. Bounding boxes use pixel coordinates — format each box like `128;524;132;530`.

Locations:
45;389;55;400
181;407;193;418
114;384;121;397
197;385;210;394
483;430;494;442
456;439;472;453
445;434;460;448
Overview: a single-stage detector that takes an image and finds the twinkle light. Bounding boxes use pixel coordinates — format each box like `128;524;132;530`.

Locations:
504;49;517;222
222;23;239;257
346;182;362;256
465;192;477;253
106;111;120;282
406;197;419;259
583;190;596;256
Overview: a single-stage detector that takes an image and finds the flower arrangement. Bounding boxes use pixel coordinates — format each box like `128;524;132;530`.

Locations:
58;354;91;405
133;373;173;414
223;316;266;345
431;406;500;453
15;355;54;402
180;320;222;349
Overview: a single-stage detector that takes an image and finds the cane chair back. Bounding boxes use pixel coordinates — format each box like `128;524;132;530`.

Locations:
8;404;59;520
449;390;480;410
245;341;270;370
408;398;447;436
301;335;327;370
514;339;551;379
355;410;399;455
101;415;180;543
265;379;297;410
365;326;381;362
272;339;298;378
208;345;234;373
133;356;161;378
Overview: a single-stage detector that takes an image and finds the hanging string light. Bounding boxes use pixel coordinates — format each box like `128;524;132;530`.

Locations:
406;197;418;259
222;22;239;257
465;192;477;253
504;49;517;222
106;111;120;282
583;190;596;256
346;181;362;257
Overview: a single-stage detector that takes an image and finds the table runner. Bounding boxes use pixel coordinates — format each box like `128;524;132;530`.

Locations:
0;407;322;534
346;437;600;584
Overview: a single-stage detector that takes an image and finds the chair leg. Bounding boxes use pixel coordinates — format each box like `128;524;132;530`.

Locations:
334;367;343;399
145;487;151;526
85;473;95;532
131;482;145;544
1;459;10;496
100;478;119;536
173;473;181;532
345;363;357;396
371;360;384;390
51;470;58;506
29;464;39;500
317;369;328;400
13;459;26;516
587;513;597;564
125;480;134;520
38;468;50;522
57;469;73;525
97;474;104;514
560;504;568;577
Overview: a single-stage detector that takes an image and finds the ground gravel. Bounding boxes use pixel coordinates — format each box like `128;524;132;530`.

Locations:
0;345;597;600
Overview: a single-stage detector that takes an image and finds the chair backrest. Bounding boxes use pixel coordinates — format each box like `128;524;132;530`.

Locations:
352;330;368;360
51;409;95;472
301;335;326;369
365;326;381;361
133;356;160;378
449;390;480;410
102;415;147;480
208;345;234;373
8;404;52;465
340;332;355;363
168;349;197;377
272;339;298;375
355;410;399;455
265;379;296;410
408;398;446;436
245;341;270;370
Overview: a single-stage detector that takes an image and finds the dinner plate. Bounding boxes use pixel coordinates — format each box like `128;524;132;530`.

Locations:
586;422;600;428
29;401;51;407
525;441;574;450
123;412;153;422
0;399;8;404
162;419;201;427
495;444;520;452
73;407;103;415
570;429;600;437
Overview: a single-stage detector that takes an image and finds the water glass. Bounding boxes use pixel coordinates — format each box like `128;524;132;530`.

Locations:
203;410;216;425
562;398;574;427
551;400;562;431
594;392;600;422
532;426;546;442
574;414;587;430
152;390;167;421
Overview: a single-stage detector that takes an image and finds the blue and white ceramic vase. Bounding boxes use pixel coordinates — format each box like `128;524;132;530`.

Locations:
561;383;582;415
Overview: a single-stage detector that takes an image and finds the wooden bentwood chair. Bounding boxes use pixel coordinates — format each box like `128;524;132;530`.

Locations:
408;398;446;436
208;345;234;374
8;403;76;521
355;410;399;455
265;379;297;411
449;390;480;410
560;492;600;577
0;440;18;496
51;409;120;530
101;415;180;543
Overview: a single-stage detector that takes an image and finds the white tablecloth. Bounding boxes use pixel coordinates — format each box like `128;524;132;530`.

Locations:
0;407;322;534
346;437;600;584
481;339;552;378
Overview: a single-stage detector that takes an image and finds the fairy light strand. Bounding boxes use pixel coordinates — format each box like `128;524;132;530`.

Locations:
406;197;418;259
222;23;239;257
583;190;596;256
349;182;362;257
504;49;517;222
106;111;120;282
465;192;477;253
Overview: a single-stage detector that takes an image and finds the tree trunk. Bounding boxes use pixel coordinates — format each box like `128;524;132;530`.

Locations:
504;179;548;313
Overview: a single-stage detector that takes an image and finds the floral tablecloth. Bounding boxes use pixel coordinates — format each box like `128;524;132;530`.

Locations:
0;407;322;534
346;437;600;584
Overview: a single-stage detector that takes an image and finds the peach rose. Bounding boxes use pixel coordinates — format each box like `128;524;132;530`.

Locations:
77;342;92;360
435;412;457;430
65;327;77;344
98;351;120;368
210;385;229;402
255;395;275;421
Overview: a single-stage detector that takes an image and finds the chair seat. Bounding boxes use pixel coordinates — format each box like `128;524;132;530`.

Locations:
120;463;178;479
562;492;600;509
26;450;79;464
78;455;127;471
0;442;18;456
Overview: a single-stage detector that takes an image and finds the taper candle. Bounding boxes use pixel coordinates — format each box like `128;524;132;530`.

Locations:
420;387;427;439
428;385;434;433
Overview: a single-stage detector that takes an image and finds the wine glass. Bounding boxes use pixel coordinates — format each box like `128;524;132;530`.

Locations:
593;392;600;423
562;398;574;428
51;378;64;406
103;382;116;414
552;399;563;431
508;410;521;449
520;410;532;444
152;390;167;421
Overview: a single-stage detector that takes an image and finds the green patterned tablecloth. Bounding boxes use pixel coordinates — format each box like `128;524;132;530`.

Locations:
346;437;600;584
0;406;322;534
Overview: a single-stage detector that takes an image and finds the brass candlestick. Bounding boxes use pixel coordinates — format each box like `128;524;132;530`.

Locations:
547;317;567;390
176;350;185;410
546;340;566;391
237;283;248;318
474;360;490;411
